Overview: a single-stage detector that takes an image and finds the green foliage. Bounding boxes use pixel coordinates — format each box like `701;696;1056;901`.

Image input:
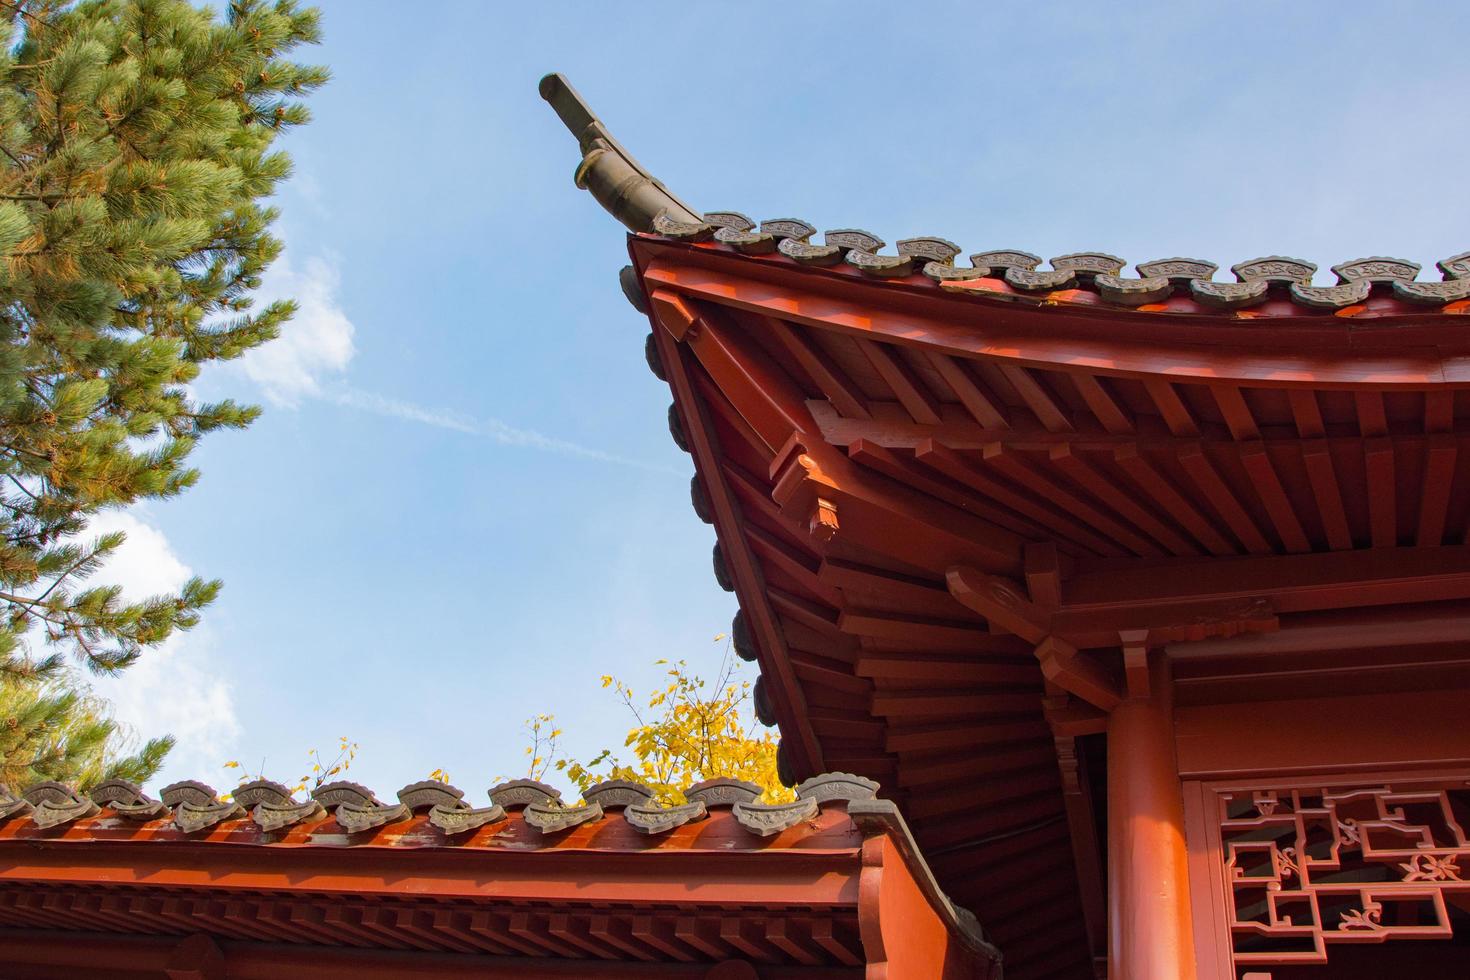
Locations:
0;0;325;681
0;670;172;787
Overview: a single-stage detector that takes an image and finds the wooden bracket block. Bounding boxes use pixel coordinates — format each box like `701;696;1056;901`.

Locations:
947;565;1051;643
810;497;840;542
648;288;699;342
1036;636;1122;712
1119;629;1151;700
1024;542;1063;609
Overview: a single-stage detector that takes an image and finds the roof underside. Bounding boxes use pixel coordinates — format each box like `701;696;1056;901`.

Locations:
541;72;1470;979
631;231;1470;980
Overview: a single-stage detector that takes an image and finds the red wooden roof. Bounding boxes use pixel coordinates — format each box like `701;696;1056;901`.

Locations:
540;71;1470;980
0;774;998;978
622;228;1470;979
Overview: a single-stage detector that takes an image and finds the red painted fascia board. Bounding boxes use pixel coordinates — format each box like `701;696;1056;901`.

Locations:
632;237;1470;387
0;835;863;907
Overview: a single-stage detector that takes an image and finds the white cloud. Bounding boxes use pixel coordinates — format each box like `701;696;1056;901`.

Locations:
326;383;681;474
327;385;478;434
236;251;356;406
81;510;241;785
228;242;670;472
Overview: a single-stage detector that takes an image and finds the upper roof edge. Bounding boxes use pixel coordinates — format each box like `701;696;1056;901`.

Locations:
538;73;701;234
640;215;1470;317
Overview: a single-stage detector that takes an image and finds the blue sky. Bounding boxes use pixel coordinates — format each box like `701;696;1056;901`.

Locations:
91;1;1470;795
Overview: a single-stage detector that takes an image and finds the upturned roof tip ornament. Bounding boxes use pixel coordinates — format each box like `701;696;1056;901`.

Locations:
538;72;701;234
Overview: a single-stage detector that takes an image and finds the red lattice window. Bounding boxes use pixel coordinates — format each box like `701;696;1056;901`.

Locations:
1192;776;1470;978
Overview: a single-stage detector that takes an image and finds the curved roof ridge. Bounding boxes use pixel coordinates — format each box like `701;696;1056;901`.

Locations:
539;75;1469;316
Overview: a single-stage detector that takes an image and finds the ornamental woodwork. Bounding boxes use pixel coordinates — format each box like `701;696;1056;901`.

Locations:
1214;779;1470;974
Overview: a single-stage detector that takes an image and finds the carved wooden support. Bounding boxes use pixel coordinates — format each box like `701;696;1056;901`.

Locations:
810;496;839;542
1024;541;1064;609
648;288;698;342
946;564;1050;643
1053;732;1109;971
1037;636;1123;712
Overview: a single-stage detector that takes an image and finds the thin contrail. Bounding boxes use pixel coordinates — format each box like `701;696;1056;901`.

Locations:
327;386;681;475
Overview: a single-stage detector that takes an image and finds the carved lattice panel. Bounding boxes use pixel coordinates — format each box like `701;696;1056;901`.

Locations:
1213;781;1470;971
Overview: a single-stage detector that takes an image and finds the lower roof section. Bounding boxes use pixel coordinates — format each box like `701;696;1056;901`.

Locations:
0;775;998;979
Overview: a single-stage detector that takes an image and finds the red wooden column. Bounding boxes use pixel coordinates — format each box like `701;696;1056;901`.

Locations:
1107;652;1196;980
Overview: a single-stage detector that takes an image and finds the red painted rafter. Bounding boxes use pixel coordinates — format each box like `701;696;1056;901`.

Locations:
1364;437;1397;548
1072;374;1133;435
1000;365;1074;433
1178;446;1271;554
1301;441;1353;551
928;351;1010;428
1237;443;1311;553
983;444;1158;557
766;316;872;420
1113;445;1236;556
914;440;1116;556
857;339;942;425
847;440;1055;544
1211;387;1260;441
1048;445;1201;556
1417;435;1458;546
1144;379;1200;436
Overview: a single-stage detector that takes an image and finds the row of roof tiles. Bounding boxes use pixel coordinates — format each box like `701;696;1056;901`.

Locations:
0;770;876;839
651;212;1470;311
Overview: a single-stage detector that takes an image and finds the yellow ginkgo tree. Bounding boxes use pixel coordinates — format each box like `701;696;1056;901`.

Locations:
523;635;793;804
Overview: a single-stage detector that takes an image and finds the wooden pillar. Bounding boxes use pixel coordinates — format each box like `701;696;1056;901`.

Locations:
1107;652;1196;980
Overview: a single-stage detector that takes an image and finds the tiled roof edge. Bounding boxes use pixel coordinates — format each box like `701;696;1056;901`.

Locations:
649;213;1470;314
0;772;880;842
539;75;1469;315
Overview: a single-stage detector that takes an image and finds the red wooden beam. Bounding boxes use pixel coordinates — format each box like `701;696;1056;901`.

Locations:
1048;444;1201;555
1065;546;1470;615
0;932;863;979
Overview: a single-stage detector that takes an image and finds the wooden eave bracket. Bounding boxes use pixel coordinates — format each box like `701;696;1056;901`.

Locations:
769;434;845;546
1036;636;1122;712
948;563;1124;711
1120;629;1152;700
945;565;1051;644
649;288;699;342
